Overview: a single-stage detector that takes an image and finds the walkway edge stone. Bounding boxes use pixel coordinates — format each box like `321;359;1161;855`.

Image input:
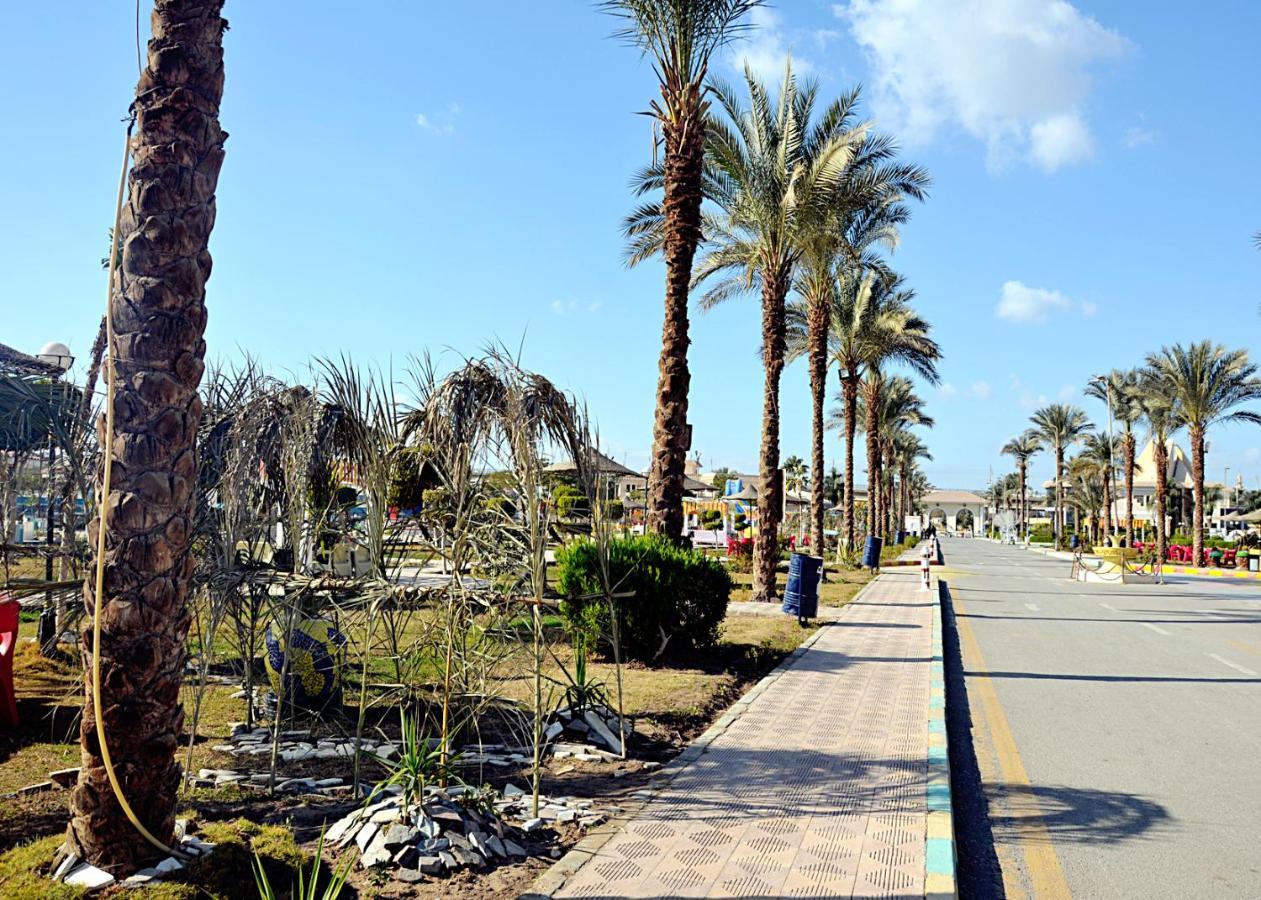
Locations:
926;577;958;899
519;587;863;899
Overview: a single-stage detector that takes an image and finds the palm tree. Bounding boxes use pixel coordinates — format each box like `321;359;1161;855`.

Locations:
1146;342;1261;566
1030;404;1093;550
1066;455;1107;545
892;430;931;536
1079;432;1119;541
785;109;928;562
68;0;228;874
782;454;808;493
1086;369;1142;545
693;62;869;601
1133;383;1180;566
1001;430;1041;539
813;271;938;551
858;375;932;540
609;0;760;539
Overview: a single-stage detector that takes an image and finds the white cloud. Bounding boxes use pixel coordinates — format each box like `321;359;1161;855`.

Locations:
731;7;812;80
970;380;993;400
836;0;1128;172
552;299;602;317
1029;112;1095;171
416;106;458;135
995;280;1073;324
1124;125;1156;147
939;382;959;399
1080;300;1098;317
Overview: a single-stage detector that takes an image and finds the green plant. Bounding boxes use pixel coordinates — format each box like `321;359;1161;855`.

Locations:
562;632;612;716
367;712;460;814
552;482;589;519
253;828;353;900
603;498;625;521
700;509;724;529
556;533;731;663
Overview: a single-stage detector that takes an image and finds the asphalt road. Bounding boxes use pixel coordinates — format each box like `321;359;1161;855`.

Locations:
941;538;1261;900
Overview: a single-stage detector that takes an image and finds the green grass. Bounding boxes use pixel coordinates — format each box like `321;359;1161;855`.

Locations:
728;567;872;606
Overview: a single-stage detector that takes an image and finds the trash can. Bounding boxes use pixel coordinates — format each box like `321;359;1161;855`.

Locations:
896;530;907;546
1250;551;1259;573
783;553;823;620
862;535;883;571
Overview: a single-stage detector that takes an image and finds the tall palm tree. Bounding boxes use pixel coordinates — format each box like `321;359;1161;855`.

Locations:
1030;404;1093;549
785;112;928;560
892;429;931;536
1079;432;1119;541
782;454;808;493
1001;430;1041;538
1066;455;1107;545
858;375;932;540
813;271;938;550
1146;342;1261;567
68;0;228;874
693;63;869;601
1133;383;1180;566
1086;369;1142;545
609;0;760;539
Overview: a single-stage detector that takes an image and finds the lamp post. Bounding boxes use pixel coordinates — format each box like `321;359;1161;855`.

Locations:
36;342;73;652
1091;374;1121;544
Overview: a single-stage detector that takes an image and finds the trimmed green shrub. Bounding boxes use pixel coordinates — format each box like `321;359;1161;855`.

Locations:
603;498;625;521
552;483;589;519
700;509;724;529
555;534;731;664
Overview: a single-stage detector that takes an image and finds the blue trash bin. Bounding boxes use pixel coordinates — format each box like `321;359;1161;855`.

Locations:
783;552;823;619
862;535;884;570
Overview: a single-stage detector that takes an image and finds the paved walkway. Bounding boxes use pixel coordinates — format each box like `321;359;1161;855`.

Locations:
550;569;939;899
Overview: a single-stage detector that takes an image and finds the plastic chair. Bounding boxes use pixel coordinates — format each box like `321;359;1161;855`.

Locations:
0;596;20;729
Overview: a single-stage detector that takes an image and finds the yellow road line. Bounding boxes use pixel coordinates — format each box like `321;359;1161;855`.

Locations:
953;591;1073;899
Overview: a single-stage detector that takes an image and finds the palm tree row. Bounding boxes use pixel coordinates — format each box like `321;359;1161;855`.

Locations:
619;24;940;598
1000;342;1261;565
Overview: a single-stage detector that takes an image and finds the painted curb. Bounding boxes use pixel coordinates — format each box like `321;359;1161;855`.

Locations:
926;577;958;899
520;605;840;899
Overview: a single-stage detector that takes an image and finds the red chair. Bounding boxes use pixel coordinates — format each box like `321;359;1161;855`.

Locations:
1221;550;1237;567
0;596;19;729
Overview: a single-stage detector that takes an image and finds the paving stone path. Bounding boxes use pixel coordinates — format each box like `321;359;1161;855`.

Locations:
553;568;936;898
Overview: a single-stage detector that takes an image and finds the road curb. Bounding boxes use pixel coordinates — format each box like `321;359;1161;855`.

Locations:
926;577;958;899
519;603;839;899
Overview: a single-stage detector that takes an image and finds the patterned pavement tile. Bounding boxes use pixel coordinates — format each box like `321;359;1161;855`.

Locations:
554;569;933;899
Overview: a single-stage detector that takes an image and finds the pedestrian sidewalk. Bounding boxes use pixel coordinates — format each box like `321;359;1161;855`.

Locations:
532;567;952;899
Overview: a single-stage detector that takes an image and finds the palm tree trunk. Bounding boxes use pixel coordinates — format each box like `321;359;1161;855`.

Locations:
1018;463;1027;537
68;0;227;874
645;83;705;541
807;293;828;558
1190;425;1205;567
1055;447;1064;549
1154;440;1168;566
841;372;858;549
1123;433;1135;546
752;272;788;602
863;381;880;539
1101;472;1112;544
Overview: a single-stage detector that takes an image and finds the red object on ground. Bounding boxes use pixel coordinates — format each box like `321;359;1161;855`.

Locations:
0;596;19;728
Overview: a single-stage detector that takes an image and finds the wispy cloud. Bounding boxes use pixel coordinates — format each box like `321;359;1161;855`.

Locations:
938;382;959;399
730;7;812;79
551;299;602;316
836;0;1129;172
995;280;1096;324
1124;125;1156;147
416;103;459;136
970;380;993;400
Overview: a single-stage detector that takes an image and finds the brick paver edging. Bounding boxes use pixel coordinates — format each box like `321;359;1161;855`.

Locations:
520;579;883;899
926;579;957;898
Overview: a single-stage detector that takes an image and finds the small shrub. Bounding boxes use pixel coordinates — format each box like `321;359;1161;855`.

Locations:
700;509;723;529
556;533;731;663
603;498;625;521
552;483;589;519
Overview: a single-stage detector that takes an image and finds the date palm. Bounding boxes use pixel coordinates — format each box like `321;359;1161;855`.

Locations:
856;375;933;539
1086;369;1142;545
1078;432;1119;541
1145;342;1261;567
1030;404;1093;549
1001;430;1041;539
892;429;931;536
68;0;228;873
811;270;937;550
608;0;760;539
785;105;928;559
693;62;869;601
1133;385;1181;566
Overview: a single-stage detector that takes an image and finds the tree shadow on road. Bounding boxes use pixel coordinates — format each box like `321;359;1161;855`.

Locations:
987;782;1172;846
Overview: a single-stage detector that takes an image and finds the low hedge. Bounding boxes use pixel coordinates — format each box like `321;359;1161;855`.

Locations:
555;533;731;664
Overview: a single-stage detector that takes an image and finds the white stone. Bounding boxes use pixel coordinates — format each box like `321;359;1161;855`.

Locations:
544;721;564;741
52;852;79;881
355;822;379;853
65;864;115;888
504;783;525;798
155;857;184;874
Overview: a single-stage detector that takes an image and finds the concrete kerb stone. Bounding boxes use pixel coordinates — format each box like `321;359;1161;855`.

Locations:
926;577;958;899
520;599;841;899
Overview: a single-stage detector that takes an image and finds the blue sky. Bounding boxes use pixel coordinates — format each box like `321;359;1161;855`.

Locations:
3;1;1260;491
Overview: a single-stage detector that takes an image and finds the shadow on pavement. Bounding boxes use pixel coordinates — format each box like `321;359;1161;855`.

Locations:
940;579;1005;900
988;783;1171;846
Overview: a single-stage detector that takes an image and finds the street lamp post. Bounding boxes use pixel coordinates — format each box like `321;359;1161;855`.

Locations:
36;342;73;652
1092;374;1122;545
